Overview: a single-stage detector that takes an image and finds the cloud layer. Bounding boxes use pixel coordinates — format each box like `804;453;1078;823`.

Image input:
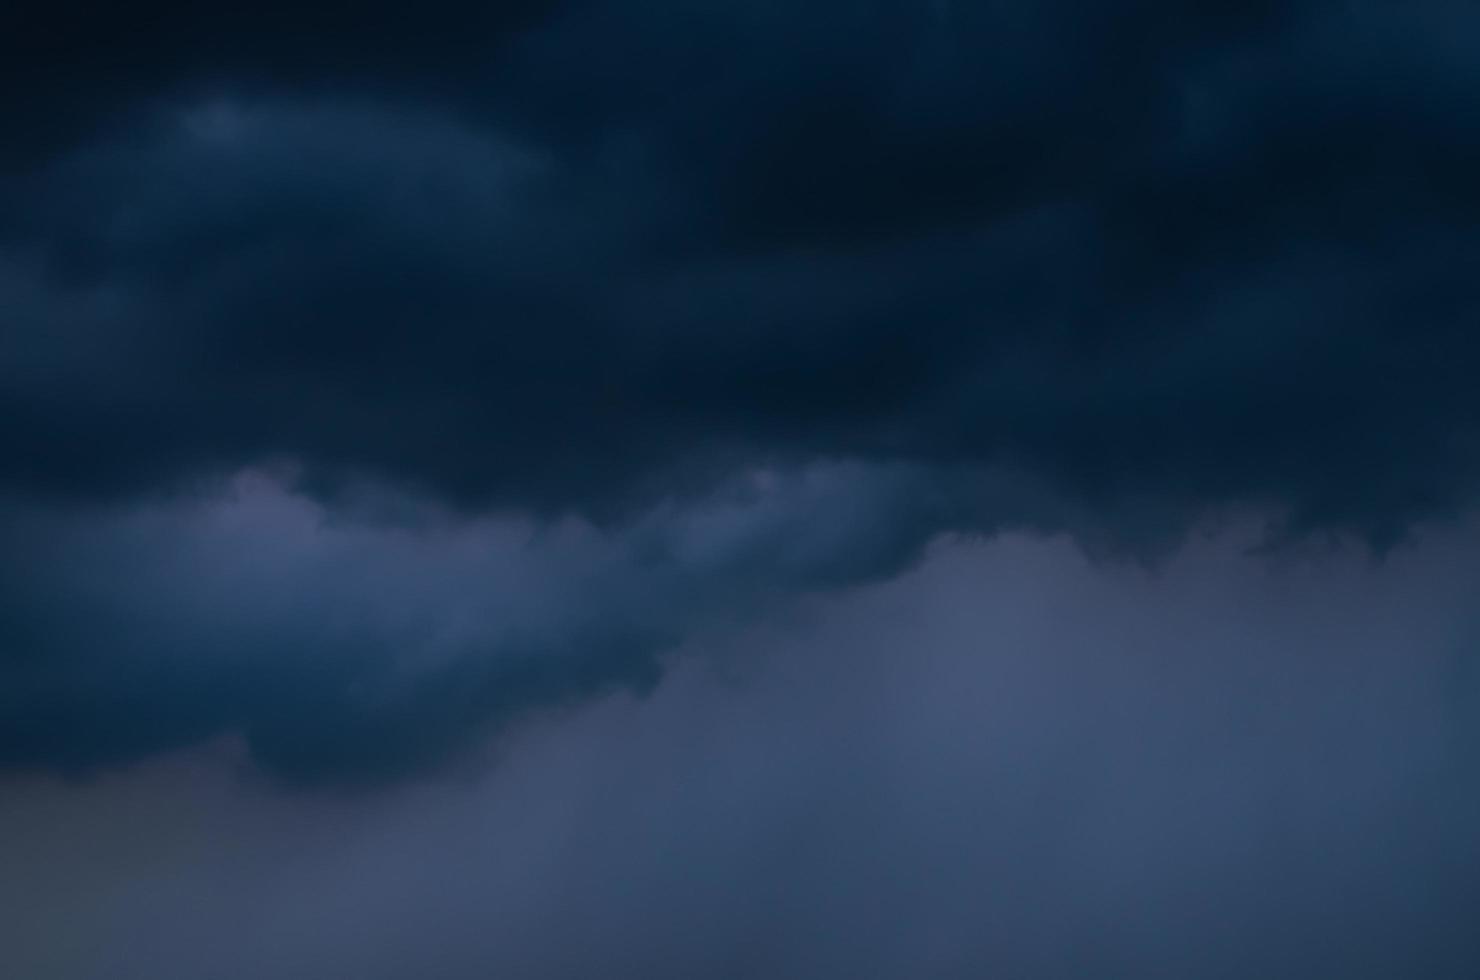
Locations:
4;1;1480;780
4;530;1479;978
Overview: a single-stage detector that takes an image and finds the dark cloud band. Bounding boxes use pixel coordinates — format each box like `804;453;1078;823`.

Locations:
4;1;1480;780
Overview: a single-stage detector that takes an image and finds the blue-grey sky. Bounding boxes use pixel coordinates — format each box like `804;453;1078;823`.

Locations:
3;2;1480;976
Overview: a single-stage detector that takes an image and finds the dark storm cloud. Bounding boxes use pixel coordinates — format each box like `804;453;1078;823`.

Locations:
0;464;1042;782
4;1;1480;779
1;0;560;166
6;0;1480;530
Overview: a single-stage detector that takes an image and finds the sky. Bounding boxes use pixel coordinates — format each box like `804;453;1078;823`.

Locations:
3;2;1480;977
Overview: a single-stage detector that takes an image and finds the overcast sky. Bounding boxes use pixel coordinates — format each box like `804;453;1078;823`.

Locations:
4;2;1480;977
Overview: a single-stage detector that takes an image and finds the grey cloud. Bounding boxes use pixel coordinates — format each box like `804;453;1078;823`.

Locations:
3;529;1478;978
1;463;1057;780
